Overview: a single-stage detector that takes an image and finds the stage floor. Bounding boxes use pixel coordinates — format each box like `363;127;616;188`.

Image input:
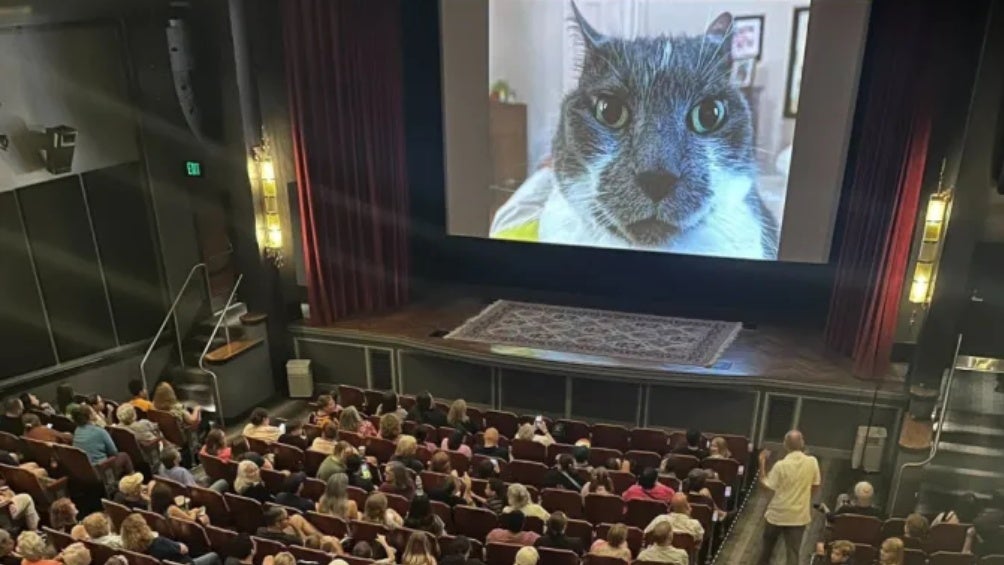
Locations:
304;298;905;396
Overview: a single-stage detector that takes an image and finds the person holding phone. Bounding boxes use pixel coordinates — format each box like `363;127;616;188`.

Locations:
515;419;554;447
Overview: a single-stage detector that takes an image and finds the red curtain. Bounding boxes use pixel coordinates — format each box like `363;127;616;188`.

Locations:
282;0;410;325
824;2;935;378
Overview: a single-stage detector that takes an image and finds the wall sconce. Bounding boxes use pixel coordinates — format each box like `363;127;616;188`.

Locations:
250;131;283;266
909;190;951;304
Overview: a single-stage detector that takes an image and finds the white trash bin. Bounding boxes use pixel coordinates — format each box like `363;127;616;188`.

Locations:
286;359;314;398
851;426;887;473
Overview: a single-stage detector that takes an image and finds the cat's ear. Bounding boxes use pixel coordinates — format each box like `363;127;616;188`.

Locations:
570;1;607;50
705;12;734;43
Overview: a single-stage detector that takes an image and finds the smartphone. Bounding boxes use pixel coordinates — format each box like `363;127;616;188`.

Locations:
46;423;53;429
534;415;543;425
278;423;286;434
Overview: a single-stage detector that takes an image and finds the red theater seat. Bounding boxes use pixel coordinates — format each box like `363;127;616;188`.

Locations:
591;424;630;452
541;488;584;519
584;494;625;526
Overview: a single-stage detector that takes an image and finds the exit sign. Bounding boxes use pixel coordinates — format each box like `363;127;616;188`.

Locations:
185;161;203;177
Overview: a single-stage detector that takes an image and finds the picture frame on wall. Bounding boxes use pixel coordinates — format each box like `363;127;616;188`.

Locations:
731;15;764;61
784;7;811;118
729;59;756;88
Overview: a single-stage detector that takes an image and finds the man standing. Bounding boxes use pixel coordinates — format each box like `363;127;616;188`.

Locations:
757;430;820;565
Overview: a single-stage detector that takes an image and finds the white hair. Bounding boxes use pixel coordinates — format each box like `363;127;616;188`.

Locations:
853;481;874;502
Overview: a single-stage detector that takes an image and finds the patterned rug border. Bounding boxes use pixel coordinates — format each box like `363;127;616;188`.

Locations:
445;300;741;367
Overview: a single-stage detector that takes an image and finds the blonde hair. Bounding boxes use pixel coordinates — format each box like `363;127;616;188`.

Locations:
447;399;468;427
831;540;855;558
380;414;402;440
880;537;904;565
82;512;112;538
16;531;52;562
395;435;417;457
60;543;91;565
116;404;137;425
152;382;178;411
339;406;362;432
120;514;154;553
516;424;534;441
709;437;731;459
402;531;435;565
514;546;539;565
364;493;388;523
234;459;262;494
606;523;628;547
507;483;531;509
904;513;929;539
273;553;296;565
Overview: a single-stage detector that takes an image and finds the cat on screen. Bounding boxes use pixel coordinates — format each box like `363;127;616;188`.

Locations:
490;2;779;260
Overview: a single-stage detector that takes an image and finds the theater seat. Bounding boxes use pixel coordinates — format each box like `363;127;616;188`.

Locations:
566;518;593;543
304;450;327;477
290;546;335;564
537;547;579;565
169;517;212;556
881;518;906;542
365;437;396;464
384;492;410;517
206;524;239;557
584;494;625;526
507;459;549;487
512;439;547;463
925;523;970;554
351;519;388;541
626;499;667;530
595;523;642;557
101;499;132;531
542;488;584;519
251;537;286;565
224;493;265;534
307;511;349;537
701;457;740;488
584;555;628;565
190;486;231;528
588;447;624;469
454;505;499;541
486;543;523;565
273;442;304;471
486;411;519;439
661;454;700;477
338;385;366;411
630;429;669;455
609;471;636;495
830;514;882;546
555;419;591;444
904;548;927;565
591;424;630;452
928;552;976;565
624;450;661;471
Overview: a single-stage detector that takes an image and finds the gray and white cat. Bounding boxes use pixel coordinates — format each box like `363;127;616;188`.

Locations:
542;3;779;259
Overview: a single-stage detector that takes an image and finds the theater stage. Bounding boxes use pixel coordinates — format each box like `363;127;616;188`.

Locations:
289;299;907;455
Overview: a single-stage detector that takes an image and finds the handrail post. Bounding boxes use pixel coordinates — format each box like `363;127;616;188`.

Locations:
140;263;208;392
197;274;243;428
889;334;964;511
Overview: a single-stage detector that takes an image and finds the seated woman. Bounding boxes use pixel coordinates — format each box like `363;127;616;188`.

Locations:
683;468;726;519
391;435;426;474
114;403;163;471
429;451;452;475
588;523;632;561
340;407;376;438
447;400;480;435
80;512;123;548
0;476;42;530
379;414;402;444
879;537;904;565
233;460;273;503
379;461;416;500
503;483;549;521
430;474;479;508
152;382;201;444
55;384;78;418
113;473;150;510
362;492;404;529
84;395;112;427
243;408;282;443
121;513;220;565
317;472;359;520
200;429;233;462
16;531;59;565
440;431;472;458
403;493;445;536
402;531;437;565
312;394;341;427
516;422;554;447
375;392;408;421
581;468;614;496
707;437;732;460
543;455;583;491
71;405;134;479
310;422;339;454
48;498;86;539
149;482;209;525
902;513;929;551
22;413;71;445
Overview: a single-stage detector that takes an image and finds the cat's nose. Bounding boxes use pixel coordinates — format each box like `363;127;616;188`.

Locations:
636;170;679;202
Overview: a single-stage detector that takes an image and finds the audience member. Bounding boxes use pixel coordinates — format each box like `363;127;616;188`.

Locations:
414;427;438;452
363;492;404;529
447;399;479;435
310;422;340;454
158;447;199;487
379;413;403;443
255;506;323;547
121;513;220;565
828;540;855;565
376;391;408;421
582;467;614;496
150;482;208;524
402;531;437;565
56;384;77;417
901;513;928;550
514;547;539;565
430;451;452;474
407;392;448;428
340;406;376;438
312;394;340;427
234;460;273;503
19;393;54;417
223;534;254;565
243;408;281;443
113;473;149;510
275;472;315;513
404;492;445;536
473;428;510;460
486;511;540;546
114;403;162;470
83;395;110;427
472;458;500;480
153;382;201;436
622;468;674;502
345;452;376;492
645;493;704;542
0;482;40;531
201;429;233;462
0;398;25;436
534;511;585;555
756;430;820;565
317;441;352;481
933;492;980;525
22;413;70;444
430;474;477;508
127;380;153;412
504;483;549;520
636;521;687;564
58;543;90;565
439;536;485;565
878;537;904;565
278;419;309;450
317;473;359;519
572;446;592;471
828;481;885;521
516;421;554;447
483;478;507;515
543;454;583;491
707;437;732;460
671;429;709;460
71;405;133;478
380;461;416;499
964;512;1004;557
0;531;15;565
588;523;632;561
80;512;123;548
441;430;472;458
16;531;58;565
392;435;426;474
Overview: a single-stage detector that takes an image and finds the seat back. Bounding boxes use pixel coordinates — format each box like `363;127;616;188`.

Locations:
672;532;698;563
485;411;519;439
689;504;713;539
904;548;927;565
191;486;231;528
584;555;629;565
656;475;681;492
347;486;368;510
260;468;287;495
566;518;593;543
512;439;547;463
154;476;191;501
272;442;304;472
42;527;75;551
306;511;350;537
584;494;625;526
169;517;212;556
108;427;151;475
206;524;239;556
547;443;575;464
626;499;667;530
587;447;623;469
595;523;642;557
49;415;76;434
701;457;740;487
53;443;106;488
338;385;366;411
881;518;906;542
137;508;174;537
350;519;388;542
486;542;523;565
290;545;334;564
445;450;471;475
199;452;238;484
541;488;584;519
81;540;121;565
590;424;630;452
630;429;669;455
507;459;548;487
853;543;877;565
624;451;661;472
537;547;579;565
146;410;186;447
555;419;591;444
830;514;882;546
21;437;60;471
365;437;396;464
0;432;22;457
431;500;455;531
363;390;385;415
715;434;751;462
301;477;326;501
419;471;451;493
609;471;636;495
224;492;265;534
454;505;499;541
928;552;976;565
925;523;970;554
0;463;59;507
304;449;327;477
251;537;287;565
337;430;364;448
246;437;272;455
102;498;133;530
384;492;410;517
661;454;700;477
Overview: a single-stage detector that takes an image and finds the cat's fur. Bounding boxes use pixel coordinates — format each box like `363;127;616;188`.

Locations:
547;3;778;259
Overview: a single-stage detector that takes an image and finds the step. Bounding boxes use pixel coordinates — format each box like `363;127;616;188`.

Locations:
920;463;1004;496
937;441;1004;459
204;338;265;364
941;409;1004;432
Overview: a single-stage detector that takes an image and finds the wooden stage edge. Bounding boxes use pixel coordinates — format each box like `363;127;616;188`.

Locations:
290;299;908;403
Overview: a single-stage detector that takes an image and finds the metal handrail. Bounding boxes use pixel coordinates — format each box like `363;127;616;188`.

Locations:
139;263;210;391
197;274;244;428
889;333;964;511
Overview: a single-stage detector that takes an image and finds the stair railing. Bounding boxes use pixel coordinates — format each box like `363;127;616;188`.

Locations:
197;273;244;428
889;333;964;511
140;263;212;392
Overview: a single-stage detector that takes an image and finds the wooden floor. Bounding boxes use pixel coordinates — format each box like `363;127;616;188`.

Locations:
312;298;905;395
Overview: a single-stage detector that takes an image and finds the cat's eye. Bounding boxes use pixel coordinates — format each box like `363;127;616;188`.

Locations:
593;95;630;129
688;98;727;134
